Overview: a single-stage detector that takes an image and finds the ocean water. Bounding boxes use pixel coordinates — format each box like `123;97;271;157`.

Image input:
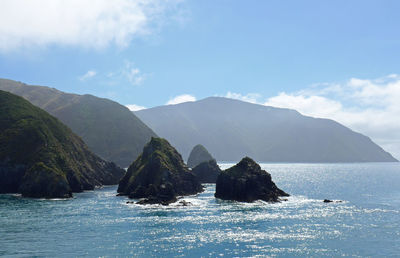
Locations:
1;163;400;257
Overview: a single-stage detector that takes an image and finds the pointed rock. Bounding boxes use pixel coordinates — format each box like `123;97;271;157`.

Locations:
215;157;289;202
118;137;203;205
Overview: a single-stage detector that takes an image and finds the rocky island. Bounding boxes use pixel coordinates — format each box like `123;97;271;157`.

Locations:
117;137;203;205
0;90;125;198
215;157;289;202
191;159;221;183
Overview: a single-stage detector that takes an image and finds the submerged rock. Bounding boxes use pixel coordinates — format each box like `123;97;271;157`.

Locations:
187;144;214;168
178;200;192;206
215;157;289;202
0;90;125;198
117;137;203;205
191;159;221;183
323;199;342;203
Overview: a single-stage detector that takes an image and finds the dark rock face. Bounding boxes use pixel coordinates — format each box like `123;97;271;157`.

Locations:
0;90;125;198
117;137;203;205
187;144;214;168
215;157;289;202
192;159;221;183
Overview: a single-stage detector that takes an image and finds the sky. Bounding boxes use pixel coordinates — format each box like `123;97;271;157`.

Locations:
0;0;399;159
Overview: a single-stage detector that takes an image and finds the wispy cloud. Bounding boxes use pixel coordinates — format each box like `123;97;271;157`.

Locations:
0;0;184;52
167;94;196;105
104;60;148;86
79;70;97;81
126;104;146;111
123;61;147;86
225;92;262;104
225;74;400;159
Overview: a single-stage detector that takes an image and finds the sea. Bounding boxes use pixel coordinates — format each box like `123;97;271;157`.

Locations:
1;163;399;257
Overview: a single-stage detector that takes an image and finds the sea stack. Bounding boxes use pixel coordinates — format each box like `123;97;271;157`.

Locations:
187;144;214;168
215;157;289;202
0;90;125;198
117;137;203;205
191;159;221;183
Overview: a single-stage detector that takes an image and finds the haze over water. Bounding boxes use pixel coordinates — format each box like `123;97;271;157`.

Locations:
1;163;399;257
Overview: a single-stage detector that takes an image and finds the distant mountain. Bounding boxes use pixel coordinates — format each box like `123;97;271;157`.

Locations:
0;90;125;198
136;97;397;162
0;78;157;167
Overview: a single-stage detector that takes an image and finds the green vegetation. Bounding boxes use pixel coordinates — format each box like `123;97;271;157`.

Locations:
0;79;157;167
0;90;125;198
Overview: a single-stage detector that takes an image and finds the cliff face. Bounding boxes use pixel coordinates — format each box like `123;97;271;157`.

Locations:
0;90;125;198
187;144;214;168
215;157;289;202
118;137;203;205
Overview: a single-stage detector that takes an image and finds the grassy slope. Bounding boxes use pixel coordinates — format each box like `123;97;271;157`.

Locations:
0;90;124;197
0;78;157;167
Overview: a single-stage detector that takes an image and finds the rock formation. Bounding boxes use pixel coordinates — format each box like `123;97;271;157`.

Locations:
215;157;289;202
191;159;221;183
0;90;125;198
117;137;203;205
187;144;214;168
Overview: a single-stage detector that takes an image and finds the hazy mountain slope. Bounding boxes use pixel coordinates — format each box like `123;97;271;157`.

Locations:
0;90;125;198
135;97;397;162
0;78;157;167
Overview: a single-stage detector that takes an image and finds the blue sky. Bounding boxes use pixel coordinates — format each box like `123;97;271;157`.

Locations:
0;0;399;158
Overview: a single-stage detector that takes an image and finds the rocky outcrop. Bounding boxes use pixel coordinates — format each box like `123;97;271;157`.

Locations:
187;144;214;168
0;90;125;198
191;159;221;183
117;137;203;205
215;157;289;202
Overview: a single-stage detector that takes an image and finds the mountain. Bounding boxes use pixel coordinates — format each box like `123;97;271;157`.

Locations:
0;78;157;167
187;144;215;168
0;90;125;198
135;97;397;162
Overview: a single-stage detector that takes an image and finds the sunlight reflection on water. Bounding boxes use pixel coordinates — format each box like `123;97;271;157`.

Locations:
0;163;399;257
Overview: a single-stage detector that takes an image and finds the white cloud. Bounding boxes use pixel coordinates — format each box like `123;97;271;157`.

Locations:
226;74;400;159
225;92;261;104
79;70;97;81
264;93;343;118
123;61;146;86
167;94;196;105
0;0;183;52
126;104;146;111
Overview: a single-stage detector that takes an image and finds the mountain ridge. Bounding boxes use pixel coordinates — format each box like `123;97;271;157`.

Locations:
135;97;397;163
0;78;157;167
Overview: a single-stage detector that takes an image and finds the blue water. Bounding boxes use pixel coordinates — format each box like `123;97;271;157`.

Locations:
1;163;400;257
